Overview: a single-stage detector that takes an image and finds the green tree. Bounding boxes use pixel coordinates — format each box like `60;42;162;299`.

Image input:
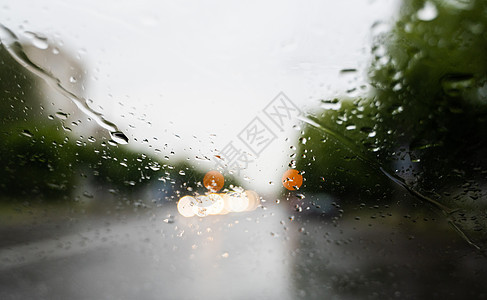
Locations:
297;0;487;247
0;37;228;203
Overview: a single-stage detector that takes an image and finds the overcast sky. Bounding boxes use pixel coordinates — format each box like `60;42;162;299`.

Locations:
1;0;400;192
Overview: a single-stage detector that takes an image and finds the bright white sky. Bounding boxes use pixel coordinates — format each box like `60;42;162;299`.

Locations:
1;0;400;192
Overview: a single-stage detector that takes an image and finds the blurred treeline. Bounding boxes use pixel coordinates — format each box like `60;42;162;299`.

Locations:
0;38;227;204
296;0;487;241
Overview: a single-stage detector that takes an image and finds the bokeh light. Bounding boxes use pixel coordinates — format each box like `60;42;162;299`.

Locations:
177;189;260;217
207;193;225;215
224;191;249;213
177;195;196;217
203;170;224;192
282;169;303;191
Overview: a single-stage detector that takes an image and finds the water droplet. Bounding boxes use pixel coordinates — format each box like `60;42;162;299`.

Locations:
288;160;296;168
24;31;49;49
417;1;438;21
391;106;404;115
320;99;341;110
69;76;77;83
392;82;402;92
21;129;33;138
110;131;129;145
163;215;175;224
83;191;94;198
339;68;357;74
371;21;392;37
149;163;161;171
372;44;387;57
55;111;69;120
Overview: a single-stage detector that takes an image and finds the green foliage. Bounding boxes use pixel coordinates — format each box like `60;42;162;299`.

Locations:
0;41;213;202
296;99;393;202
297;0;487;207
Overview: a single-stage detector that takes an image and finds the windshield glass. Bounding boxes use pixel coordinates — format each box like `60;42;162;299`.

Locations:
2;0;487;299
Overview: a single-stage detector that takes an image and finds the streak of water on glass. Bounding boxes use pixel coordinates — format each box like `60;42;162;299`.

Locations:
299;114;482;251
0;23;128;145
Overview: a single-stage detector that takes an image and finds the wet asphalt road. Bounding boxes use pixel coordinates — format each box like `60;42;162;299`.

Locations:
0;204;293;300
1;202;487;300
